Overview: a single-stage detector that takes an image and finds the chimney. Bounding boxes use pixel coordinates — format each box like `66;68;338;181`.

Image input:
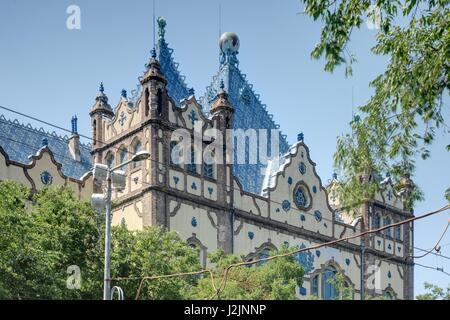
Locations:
68;115;81;162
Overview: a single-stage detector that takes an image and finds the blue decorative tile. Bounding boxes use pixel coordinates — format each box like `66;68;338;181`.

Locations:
345;258;350;266
191;182;197;190
287;177;293;185
40;171;53;185
377;240;381;246
387;271;392;279
299;162;306;175
388;243;392;250
207;187;213;195
312;186;317;193
300;214;306;222
248;231;255;240
173;176;179;185
276;208;280;213
191;217;198;227
282;200;291;212
315;250;321;257
314;210;322;222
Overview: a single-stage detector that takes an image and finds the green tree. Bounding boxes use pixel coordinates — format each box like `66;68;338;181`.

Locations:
0;181;99;299
327;271;354;300
191;247;304;300
300;0;450;213
416;282;450;300
104;225;201;300
0;181;201;300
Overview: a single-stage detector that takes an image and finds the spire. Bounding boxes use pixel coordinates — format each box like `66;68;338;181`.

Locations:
71;115;78;135
90;82;114;117
211;79;233;115
154;17;190;106
141;47;166;85
121;89;127;99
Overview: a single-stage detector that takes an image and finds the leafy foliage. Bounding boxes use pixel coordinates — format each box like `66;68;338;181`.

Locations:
416;282;450;300
0;181;200;300
190;247;304;300
301;0;450;213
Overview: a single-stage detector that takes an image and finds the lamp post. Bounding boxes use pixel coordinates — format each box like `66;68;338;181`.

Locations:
92;150;150;300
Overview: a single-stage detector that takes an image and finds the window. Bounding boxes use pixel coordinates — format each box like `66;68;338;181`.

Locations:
187;148;196;173
383;217;392;237
322;267;337;300
384;291;394;300
395;225;401;241
131;139;142;169
257;248;270;267
294;185;309;209
105;153;114;168
311;275;319;297
373;214;381;229
119;147;128;171
203;162;214;179
170;141;182;167
157;89;163;115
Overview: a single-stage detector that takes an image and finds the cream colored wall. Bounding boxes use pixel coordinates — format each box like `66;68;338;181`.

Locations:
267;144;334;237
0;152;32;188
169;201;218;261
0;149;91;200
112;199;144;231
104;98;141;142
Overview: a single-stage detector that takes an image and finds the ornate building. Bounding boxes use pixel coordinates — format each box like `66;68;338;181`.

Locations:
0;18;414;299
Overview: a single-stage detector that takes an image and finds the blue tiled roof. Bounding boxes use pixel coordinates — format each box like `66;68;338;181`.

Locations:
201;62;290;195
0;115;92;180
157;37;190;107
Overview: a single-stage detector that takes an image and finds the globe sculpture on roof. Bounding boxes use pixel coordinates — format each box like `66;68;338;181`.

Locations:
219;32;240;54
219;32;240;67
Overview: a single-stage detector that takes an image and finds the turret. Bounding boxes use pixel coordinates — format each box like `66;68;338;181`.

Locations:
90;82;113;160
140;48;169;121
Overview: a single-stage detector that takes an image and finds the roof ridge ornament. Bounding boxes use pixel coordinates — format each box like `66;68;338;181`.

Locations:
219;32;240;68
157;16;166;41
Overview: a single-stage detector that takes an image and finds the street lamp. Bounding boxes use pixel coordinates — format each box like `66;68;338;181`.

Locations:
92;150;150;300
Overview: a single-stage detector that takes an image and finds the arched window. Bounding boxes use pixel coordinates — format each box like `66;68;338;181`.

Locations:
105;152;114;168
157;89;163;115
373;213;381;229
131;139;142;169
383;217;392;237
170;141;182;167
257;248;270;267
322;266;337;300
311;274;319;297
384;291;394;300
187;147;196;173
145;88;150;117
395;225;402;241
119;146;128;171
203;150;214;179
93;119;97;144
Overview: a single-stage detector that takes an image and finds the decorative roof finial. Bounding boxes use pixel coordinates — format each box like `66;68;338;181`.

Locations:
99;82;104;93
220;79;225;90
151;47;157;59
121;89;127;98
188;88;195;96
386;172;391;178
297;132;304;142
219;32;240;67
157;16;166;40
71;115;78;134
332;172;338;180
42;137;48;147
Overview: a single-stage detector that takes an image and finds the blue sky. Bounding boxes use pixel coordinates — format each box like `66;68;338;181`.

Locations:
0;0;448;297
